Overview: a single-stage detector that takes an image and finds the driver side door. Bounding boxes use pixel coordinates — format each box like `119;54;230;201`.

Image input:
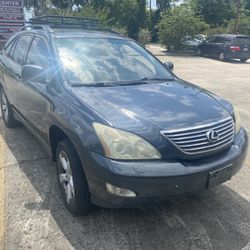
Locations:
19;36;51;139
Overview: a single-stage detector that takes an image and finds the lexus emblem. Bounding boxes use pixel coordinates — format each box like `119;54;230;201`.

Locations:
206;130;219;142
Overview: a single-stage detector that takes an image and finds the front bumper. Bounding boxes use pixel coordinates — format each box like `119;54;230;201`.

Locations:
84;128;248;208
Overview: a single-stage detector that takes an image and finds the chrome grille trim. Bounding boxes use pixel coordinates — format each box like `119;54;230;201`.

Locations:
180;133;233;148
167;119;233;137
161;117;235;155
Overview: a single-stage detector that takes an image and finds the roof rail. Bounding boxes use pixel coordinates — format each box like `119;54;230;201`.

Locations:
20;25;53;32
29;15;102;30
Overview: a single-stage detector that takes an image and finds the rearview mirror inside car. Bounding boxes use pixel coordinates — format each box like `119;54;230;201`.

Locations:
21;65;47;84
164;62;174;71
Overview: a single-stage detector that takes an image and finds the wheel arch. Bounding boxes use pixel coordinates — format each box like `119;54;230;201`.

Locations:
49;125;80;162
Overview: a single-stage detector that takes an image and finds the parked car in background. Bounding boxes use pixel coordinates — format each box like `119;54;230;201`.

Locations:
181;35;202;50
196;34;250;62
195;34;207;42
0;17;248;215
181;34;206;51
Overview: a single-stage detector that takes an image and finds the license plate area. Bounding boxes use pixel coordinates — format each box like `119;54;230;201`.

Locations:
207;164;232;188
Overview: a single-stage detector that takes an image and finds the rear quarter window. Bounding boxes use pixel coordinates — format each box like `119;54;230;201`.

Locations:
234;37;250;45
4;39;16;57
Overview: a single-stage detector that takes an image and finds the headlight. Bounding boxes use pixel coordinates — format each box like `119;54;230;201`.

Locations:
233;106;242;133
93;123;161;160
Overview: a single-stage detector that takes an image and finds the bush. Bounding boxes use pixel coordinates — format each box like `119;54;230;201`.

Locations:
138;28;152;45
158;6;208;50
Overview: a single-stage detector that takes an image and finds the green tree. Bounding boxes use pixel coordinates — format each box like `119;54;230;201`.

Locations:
190;0;234;27
24;0;51;10
159;6;208;50
47;4;109;21
228;14;250;34
107;0;144;39
137;0;147;28
244;0;250;15
156;0;171;13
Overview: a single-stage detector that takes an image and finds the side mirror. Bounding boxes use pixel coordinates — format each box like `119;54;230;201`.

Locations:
164;62;174;71
21;65;47;84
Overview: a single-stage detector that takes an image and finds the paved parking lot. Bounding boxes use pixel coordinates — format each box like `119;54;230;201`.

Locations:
0;45;250;250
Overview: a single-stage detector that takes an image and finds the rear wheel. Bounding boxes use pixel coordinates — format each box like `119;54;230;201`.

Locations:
56;139;92;215
240;58;248;62
0;88;19;127
218;52;225;61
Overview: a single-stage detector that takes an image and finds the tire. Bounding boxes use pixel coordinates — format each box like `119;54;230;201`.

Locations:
240;58;248;62
218;52;225;61
196;48;202;56
56;139;91;215
0;88;19;127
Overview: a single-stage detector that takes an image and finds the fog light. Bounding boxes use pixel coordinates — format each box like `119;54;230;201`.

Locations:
105;183;136;197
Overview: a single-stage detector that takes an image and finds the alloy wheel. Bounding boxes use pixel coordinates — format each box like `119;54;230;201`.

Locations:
1;92;9;122
196;49;202;56
58;151;75;204
219;52;225;61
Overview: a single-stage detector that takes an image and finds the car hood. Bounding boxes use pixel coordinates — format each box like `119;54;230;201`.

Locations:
72;80;231;131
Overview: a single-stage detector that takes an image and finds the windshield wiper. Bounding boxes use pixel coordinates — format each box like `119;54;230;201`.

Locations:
71;81;148;87
70;78;174;87
141;77;175;81
70;82;114;87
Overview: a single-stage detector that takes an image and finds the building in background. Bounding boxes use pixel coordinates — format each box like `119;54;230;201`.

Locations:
0;0;25;49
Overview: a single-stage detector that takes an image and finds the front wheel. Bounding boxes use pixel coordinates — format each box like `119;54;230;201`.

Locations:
196;48;202;56
0;88;19;127
56;139;92;215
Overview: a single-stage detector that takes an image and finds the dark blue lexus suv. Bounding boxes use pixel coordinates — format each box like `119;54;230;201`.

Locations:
0;16;248;215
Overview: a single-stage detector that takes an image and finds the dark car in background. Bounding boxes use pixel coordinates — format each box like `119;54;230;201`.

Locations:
0;17;248;215
196;34;250;62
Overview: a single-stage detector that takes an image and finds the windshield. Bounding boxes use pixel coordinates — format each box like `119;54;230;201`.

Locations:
55;37;174;86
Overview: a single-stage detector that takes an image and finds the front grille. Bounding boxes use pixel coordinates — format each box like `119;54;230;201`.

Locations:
161;117;235;155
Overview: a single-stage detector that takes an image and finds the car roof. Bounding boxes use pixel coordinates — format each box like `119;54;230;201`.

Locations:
213;34;250;39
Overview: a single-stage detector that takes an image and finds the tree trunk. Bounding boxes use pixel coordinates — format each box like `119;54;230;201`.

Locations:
233;0;241;33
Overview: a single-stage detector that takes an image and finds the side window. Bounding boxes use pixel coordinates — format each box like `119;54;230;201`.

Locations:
12;36;31;65
214;36;231;44
26;37;50;69
4;40;15;56
206;36;215;43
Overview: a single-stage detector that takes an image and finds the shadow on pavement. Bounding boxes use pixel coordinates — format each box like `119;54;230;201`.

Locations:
0;114;250;250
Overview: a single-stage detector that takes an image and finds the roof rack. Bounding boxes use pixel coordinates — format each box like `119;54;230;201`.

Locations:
28;15;103;30
20;25;53;32
23;15;122;36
